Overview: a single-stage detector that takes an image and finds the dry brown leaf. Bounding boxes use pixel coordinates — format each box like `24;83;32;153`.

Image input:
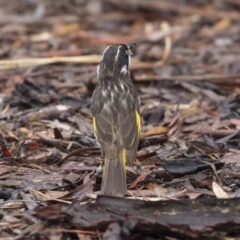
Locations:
141;126;168;138
212;181;229;199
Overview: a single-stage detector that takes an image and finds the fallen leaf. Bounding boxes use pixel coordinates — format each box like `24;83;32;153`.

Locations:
212;181;229;199
141;126;168;138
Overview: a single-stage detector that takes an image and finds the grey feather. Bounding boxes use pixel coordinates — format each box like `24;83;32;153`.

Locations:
101;157;126;197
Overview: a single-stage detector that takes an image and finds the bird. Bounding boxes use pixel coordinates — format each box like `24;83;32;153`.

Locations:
90;43;141;197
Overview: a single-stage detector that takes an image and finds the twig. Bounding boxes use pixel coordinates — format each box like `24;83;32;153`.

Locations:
157;21;172;66
56;147;100;165
134;73;240;82
44;228;96;235
0;55;101;70
201;130;240;138
32;190;71;204
171;189;187;198
126;196;164;201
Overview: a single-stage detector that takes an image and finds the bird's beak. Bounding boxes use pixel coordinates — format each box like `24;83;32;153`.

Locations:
127;43;136;55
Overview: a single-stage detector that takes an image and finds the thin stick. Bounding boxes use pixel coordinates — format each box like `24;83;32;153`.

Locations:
0;55;101;70
32;190;71;204
134;73;240;82
44;228;96;235
157;21;172;66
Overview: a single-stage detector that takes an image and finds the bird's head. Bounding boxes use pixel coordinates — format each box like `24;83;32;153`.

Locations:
98;43;135;79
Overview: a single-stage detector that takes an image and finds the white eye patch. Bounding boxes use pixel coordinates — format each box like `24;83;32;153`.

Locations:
120;65;128;75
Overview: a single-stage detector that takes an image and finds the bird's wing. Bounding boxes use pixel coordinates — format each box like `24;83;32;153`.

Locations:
91;83;140;161
119;107;141;166
118;107;140;150
91;85;116;145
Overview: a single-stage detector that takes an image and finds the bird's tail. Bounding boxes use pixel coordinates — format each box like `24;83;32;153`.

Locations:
101;151;126;197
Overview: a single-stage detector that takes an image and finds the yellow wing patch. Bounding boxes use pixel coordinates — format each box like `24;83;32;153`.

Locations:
92;117;101;141
92;117;97;133
129;110;141;147
121;148;127;172
135;109;141;135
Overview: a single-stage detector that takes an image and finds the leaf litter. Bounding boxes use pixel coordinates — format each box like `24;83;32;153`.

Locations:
0;0;240;239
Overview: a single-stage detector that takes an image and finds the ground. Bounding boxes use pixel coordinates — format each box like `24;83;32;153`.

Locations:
0;0;240;239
